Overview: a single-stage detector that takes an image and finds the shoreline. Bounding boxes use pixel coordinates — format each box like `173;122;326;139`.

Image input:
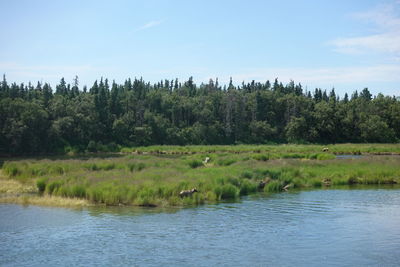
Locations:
1;145;400;209
1;177;399;209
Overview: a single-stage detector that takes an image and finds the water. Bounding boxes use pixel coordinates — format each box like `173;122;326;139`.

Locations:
1;188;400;267
335;154;363;159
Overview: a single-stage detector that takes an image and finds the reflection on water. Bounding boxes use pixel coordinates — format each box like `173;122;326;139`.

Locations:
1;188;400;267
335;154;364;159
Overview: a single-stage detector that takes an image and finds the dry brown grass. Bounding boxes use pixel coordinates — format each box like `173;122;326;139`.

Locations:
0;170;90;207
0;195;90;207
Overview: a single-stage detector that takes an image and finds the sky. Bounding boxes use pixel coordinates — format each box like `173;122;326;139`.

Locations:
0;0;399;96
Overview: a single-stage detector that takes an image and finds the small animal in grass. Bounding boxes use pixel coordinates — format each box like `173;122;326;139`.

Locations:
322;147;329;152
203;157;210;164
179;188;198;198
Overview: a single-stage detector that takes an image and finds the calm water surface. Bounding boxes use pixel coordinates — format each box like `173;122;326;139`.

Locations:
1;188;400;267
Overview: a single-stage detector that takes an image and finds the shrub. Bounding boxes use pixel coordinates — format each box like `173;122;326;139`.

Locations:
87;140;97;152
106;142;119;152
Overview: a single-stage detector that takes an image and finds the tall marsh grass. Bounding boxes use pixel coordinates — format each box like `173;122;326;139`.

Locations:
2;144;400;207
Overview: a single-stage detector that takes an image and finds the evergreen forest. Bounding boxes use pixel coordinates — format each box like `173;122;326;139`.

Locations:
1;75;399;155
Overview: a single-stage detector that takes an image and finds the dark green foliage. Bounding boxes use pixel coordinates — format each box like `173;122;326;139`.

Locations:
3;163;21;177
36;178;47;193
127;162;146;172
240;171;253;179
84;162;115;171
219;184;239;199
45;180;63;194
253;154;269;161
1;75;399;156
239;180;257;195
187;159;203;169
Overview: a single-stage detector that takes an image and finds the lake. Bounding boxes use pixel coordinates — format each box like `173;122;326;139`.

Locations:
1;187;400;267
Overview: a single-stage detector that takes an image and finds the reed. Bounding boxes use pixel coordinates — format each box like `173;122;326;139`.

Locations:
1;144;399;207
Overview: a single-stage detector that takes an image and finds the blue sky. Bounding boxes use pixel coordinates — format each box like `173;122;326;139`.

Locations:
1;0;399;96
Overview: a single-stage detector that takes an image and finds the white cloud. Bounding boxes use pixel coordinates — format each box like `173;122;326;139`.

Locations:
135;20;163;32
352;3;400;30
330;2;400;58
331;32;400;55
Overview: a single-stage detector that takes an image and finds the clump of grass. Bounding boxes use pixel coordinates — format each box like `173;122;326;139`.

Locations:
264;180;283;192
309;178;322;187
239;180;257;195
45;181;63;195
127;162;146;172
240;171;253;179
253;154;269;161
84;162;116;171
216;158;236;166
214;184;239;199
281;153;304;159
187;159;203;169
36;178;47;193
3;163;21;177
70;185;86;198
316;153;335;160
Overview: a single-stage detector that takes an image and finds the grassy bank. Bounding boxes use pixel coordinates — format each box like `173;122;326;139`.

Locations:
121;143;400;155
1;144;399;207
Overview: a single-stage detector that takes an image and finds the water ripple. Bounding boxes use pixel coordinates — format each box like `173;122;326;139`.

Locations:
1;188;400;267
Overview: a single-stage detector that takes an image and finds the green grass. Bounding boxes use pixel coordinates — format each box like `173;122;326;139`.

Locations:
2;144;400;207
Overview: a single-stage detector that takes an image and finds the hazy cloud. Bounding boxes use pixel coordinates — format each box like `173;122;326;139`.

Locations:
330;2;400;58
135;20;163;32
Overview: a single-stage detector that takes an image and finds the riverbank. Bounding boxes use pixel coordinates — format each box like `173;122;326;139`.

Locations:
1;144;399;208
0;171;90;207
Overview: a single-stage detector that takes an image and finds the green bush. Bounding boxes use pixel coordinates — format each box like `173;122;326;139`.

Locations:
87;140;97;152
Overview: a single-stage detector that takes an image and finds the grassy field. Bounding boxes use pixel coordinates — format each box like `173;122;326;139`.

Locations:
1;144;400;207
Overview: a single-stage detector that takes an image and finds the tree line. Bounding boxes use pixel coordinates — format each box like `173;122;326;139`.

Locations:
1;74;399;154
